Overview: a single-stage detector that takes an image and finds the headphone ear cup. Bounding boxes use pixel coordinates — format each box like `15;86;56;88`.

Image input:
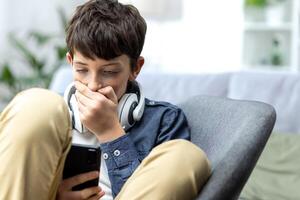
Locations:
64;83;76;126
117;93;138;131
129;81;145;122
64;82;87;133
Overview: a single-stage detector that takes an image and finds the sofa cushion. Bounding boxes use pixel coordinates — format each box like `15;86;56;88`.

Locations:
240;132;300;200
137;72;231;104
228;71;300;133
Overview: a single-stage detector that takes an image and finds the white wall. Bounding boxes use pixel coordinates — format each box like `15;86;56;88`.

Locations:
0;0;84;62
140;0;244;73
0;2;9;59
0;0;243;74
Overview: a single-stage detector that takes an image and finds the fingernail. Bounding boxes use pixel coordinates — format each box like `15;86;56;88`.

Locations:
98;191;105;197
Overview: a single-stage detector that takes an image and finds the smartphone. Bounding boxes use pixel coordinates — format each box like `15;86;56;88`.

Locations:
63;144;101;191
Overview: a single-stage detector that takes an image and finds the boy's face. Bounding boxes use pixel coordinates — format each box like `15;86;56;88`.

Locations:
67;50;143;100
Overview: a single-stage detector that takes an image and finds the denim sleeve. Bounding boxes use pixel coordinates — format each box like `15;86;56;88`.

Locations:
100;134;140;197
100;106;190;197
156;107;191;144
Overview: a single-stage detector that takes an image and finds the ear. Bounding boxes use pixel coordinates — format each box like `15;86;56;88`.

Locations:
129;56;144;80
66;52;73;65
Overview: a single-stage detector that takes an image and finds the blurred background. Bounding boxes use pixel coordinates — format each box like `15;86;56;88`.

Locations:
1;1;300;199
0;0;297;103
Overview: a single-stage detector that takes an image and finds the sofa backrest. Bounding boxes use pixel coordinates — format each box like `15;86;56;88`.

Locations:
227;71;300;134
50;67;300;134
179;95;276;200
137;71;300;134
136;72;231;104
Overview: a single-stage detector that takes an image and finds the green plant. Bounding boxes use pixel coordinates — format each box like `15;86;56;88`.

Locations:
245;0;267;8
0;7;68;102
245;0;285;7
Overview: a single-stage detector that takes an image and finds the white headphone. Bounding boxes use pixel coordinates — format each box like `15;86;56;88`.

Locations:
64;81;145;133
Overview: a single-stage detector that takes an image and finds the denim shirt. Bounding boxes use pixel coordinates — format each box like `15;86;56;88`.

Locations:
100;98;191;197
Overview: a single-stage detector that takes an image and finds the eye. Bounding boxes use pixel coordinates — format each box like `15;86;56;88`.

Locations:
103;70;119;75
76;69;88;73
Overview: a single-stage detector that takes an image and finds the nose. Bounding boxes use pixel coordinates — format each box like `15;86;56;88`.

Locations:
87;77;102;92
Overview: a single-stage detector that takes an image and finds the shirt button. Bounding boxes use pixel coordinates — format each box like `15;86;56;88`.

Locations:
103;153;109;160
149;101;155;105
113;150;121;157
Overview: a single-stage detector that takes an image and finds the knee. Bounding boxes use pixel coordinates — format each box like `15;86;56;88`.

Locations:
3;88;71;144
16;88;69;120
158;139;211;186
151;140;211;198
166;139;211;175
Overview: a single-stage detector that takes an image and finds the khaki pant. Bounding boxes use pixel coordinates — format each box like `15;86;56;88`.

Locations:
0;89;211;200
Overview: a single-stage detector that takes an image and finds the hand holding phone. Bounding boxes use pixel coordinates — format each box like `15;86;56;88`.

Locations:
57;171;105;199
63;144;101;191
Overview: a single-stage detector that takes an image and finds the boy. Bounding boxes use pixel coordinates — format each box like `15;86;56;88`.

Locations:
0;0;211;199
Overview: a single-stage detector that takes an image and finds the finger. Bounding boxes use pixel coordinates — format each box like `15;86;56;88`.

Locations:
61;187;102;200
76;91;108;116
78;186;102;199
77;102;87;123
75;90;92;107
63;171;99;190
98;86;118;104
88;191;105;200
75;81;95;100
75;81;108;104
76;94;88;116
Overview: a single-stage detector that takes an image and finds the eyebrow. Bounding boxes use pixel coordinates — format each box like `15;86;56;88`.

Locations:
73;61;87;66
100;61;122;67
73;61;122;67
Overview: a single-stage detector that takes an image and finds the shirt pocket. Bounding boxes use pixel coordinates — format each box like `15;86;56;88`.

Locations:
117;150;149;180
119;159;140;180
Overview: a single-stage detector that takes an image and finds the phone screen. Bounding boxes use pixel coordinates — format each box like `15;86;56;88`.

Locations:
63;144;101;191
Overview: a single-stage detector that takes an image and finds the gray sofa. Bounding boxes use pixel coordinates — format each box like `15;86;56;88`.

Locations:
180;96;275;200
54;68;300;199
51;68;300;134
135;70;300;200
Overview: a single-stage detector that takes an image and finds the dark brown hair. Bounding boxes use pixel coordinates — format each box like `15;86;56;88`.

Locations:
66;0;147;70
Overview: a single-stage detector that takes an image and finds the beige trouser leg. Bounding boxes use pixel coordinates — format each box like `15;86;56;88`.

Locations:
0;88;72;200
116;139;211;200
